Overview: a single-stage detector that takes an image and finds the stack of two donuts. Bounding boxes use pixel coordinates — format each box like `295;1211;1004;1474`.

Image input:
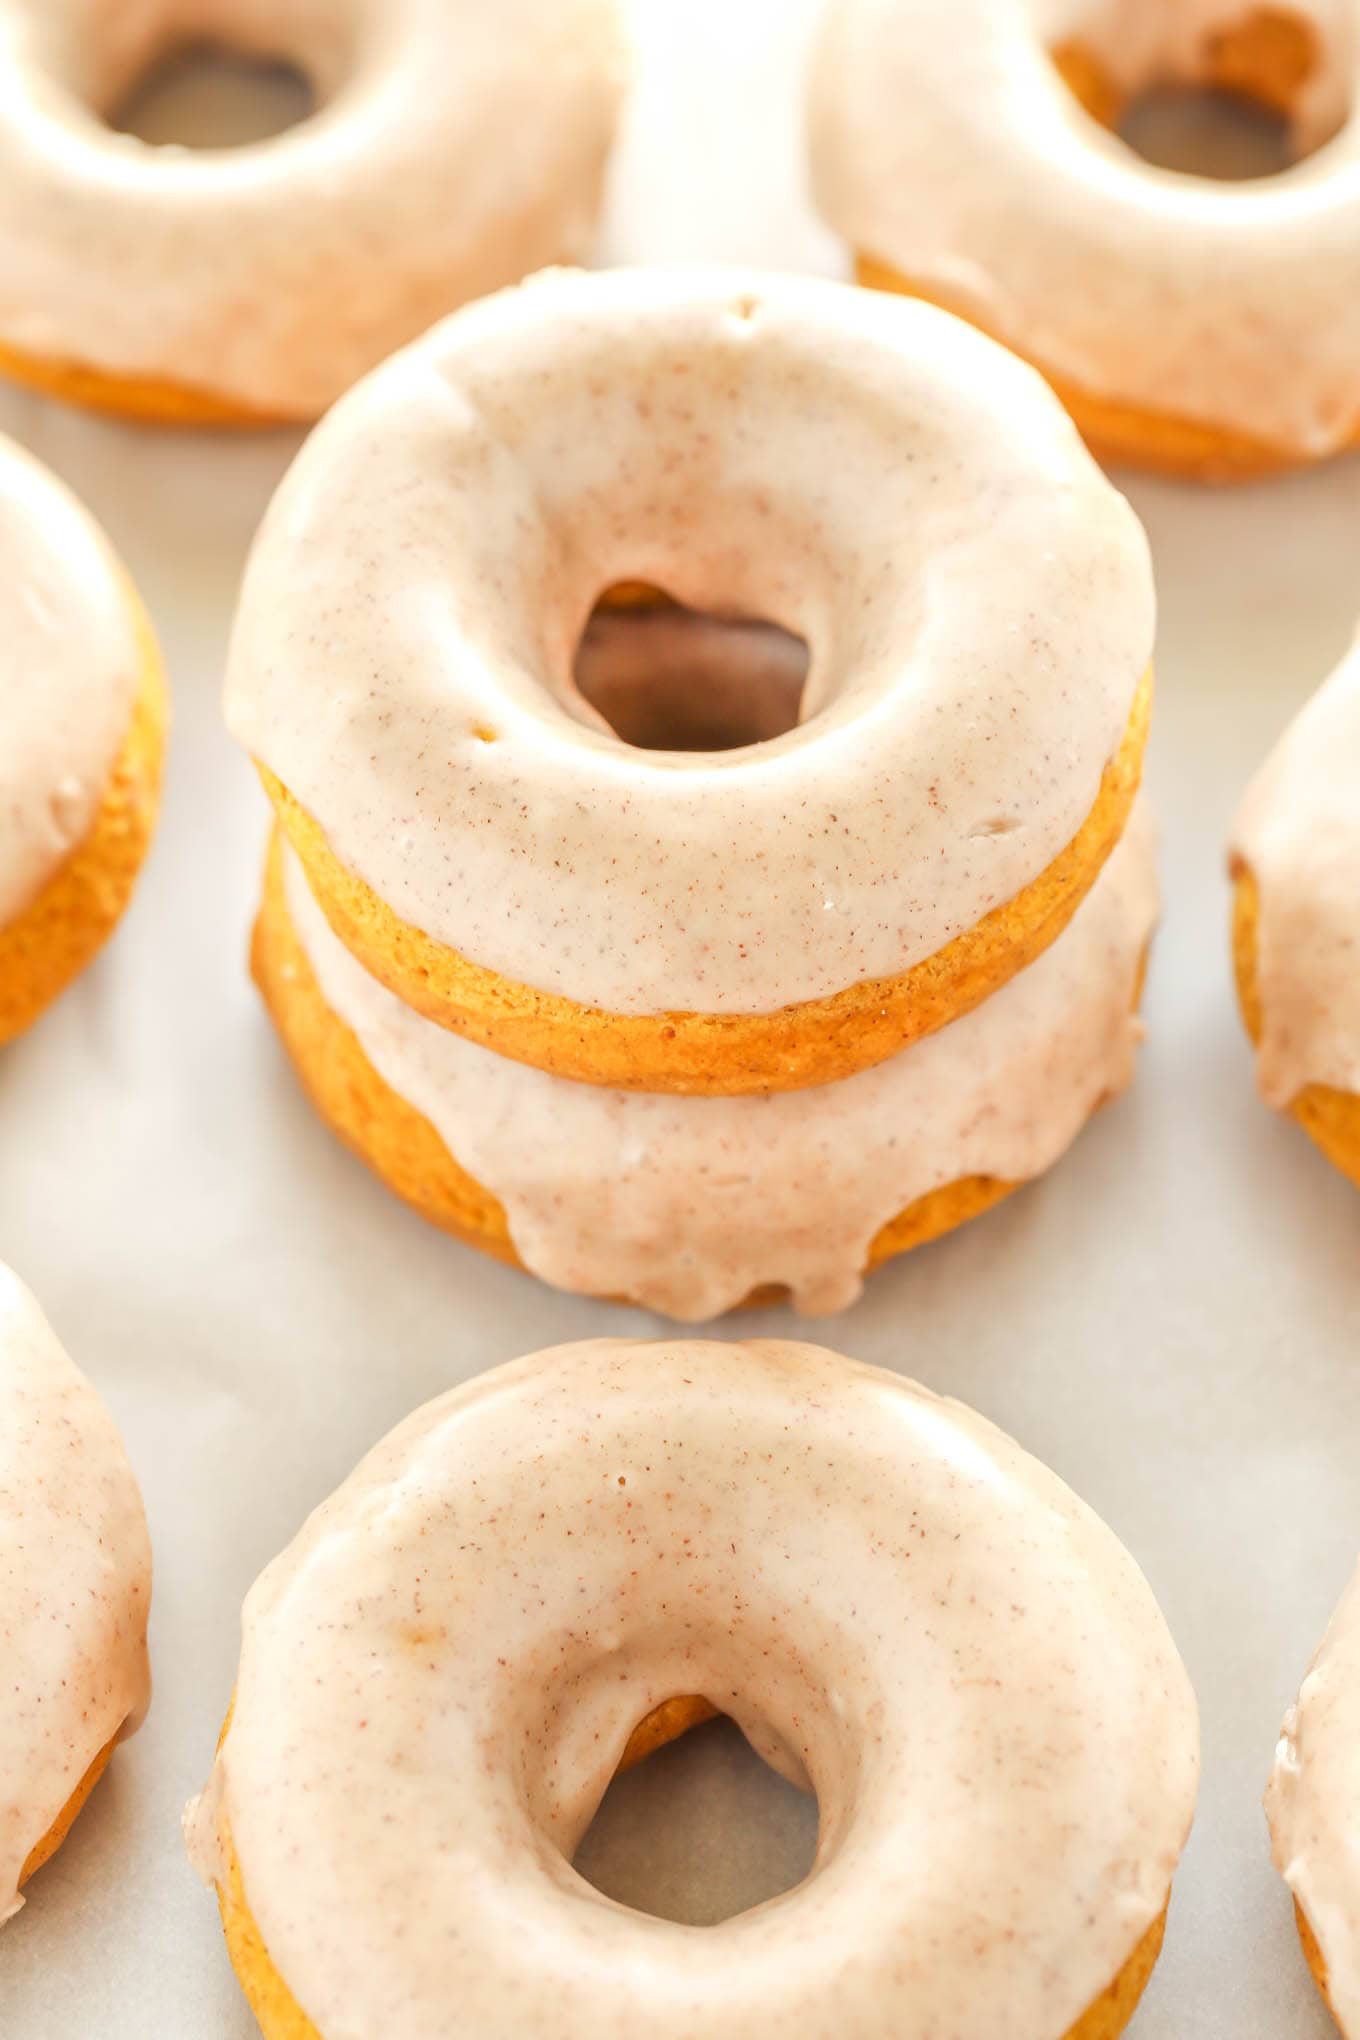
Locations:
232;267;1159;1320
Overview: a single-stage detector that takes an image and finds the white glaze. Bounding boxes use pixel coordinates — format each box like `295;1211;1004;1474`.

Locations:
1267;1557;1360;2034
0;0;626;417
186;1336;1198;2039
0;1264;151;1924
0;432;143;926
281;801;1157;1319
809;0;1360;455
227;266;1153;1016
1231;633;1360;1105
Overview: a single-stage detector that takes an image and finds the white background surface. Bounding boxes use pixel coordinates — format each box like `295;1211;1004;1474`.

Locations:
1;3;1357;2034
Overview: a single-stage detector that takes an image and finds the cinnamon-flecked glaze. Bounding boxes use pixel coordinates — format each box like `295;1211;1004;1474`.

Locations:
0;0;626;419
0;1265;151;1922
226;266;1154;1016
0;432;142;927
809;0;1360;460
1267;1558;1360;2034
1231;635;1360;1108
186;1337;1199;2039
279;802;1158;1318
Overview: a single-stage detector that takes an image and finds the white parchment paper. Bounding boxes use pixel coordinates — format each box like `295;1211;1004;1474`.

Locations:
1;4;1356;2034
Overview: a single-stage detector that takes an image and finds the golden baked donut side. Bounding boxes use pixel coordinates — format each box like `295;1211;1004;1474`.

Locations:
0;337;290;429
0;591;169;1046
1293;1901;1341;2031
1231;867;1360;1186
251;831;518;1272
258;664;1151;1097
18;1739;119;1888
855;257;1314;485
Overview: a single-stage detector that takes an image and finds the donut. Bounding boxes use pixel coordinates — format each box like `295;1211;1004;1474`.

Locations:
0;433;167;1045
1266;1558;1360;2034
252;797;1158;1317
185;1336;1199;2039
808;0;1360;480
1229;635;1359;1187
0;1;626;425
1;1264;151;1921
225;266;1154;1096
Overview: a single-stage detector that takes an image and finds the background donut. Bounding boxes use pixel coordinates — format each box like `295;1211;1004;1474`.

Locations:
810;0;1360;479
0;0;627;422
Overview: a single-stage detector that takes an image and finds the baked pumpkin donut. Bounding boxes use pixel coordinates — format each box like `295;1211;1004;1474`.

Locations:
1229;636;1359;1187
227;267;1154;1095
0;433;167;1045
0;0;626;424
253;800;1158;1318
1;1264;151;1921
185;1336;1199;2039
1266;1558;1360;2034
808;0;1360;480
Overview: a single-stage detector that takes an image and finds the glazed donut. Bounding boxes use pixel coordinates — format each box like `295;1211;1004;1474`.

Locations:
808;0;1360;480
0;0;626;425
1229;635;1359;1187
253;799;1158;1318
1;1264;151;1921
1266;1558;1360;2034
226;266;1154;1096
185;1336;1198;2040
0;433;167;1045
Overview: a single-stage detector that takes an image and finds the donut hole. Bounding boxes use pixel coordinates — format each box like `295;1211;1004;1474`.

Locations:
572;590;811;753
1051;6;1349;178
572;1713;819;1925
1117;80;1297;176
109;43;318;149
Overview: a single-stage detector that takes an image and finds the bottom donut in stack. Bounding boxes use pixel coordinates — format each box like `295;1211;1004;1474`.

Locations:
255;780;1157;1320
